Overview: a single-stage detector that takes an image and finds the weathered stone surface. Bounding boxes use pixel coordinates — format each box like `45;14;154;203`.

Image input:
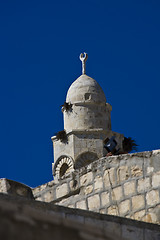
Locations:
131;166;143;177
117;166;129;183
80;172;93;186
87;194;100;210
103;170;110;188
76;200;86;210
69;179;79;191
146;190;159;206
56;183;68;199
142;212;158;224
147;166;154;174
31;149;160;226
119;199;130;215
83;185;93;195
0;179;10;192
0;191;160;240
152;172;160;188
132;195;145;211
151;205;160;223
84;216;103;229
68;204;74;208
57;193;79;206
137;177;150;192
101;192;110;207
121;225;143;240
43;190;54;202
104;221;122;238
1;191;160;240
100;208;106;214
94;175;103;191
124;181;136;196
144;229;160;240
107;205;118;216
111;186;123;201
103;168;116;188
133;210;145;220
0;178;34;199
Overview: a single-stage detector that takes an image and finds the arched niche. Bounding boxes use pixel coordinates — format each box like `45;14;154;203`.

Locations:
53;155;74;179
74;152;98;169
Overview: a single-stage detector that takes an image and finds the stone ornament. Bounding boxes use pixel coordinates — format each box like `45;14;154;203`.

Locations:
54;155;74;179
79;52;88;75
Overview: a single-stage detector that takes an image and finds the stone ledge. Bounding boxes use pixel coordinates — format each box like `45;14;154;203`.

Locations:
0;192;160;232
0;178;34;199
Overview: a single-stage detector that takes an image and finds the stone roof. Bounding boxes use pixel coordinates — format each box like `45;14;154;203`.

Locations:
66;74;106;104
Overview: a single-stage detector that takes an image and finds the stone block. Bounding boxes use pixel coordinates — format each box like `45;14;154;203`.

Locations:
103;168;116;188
146;190;159;206
87;194;100;211
101;192;110;207
76;200;86;210
111;186;123;202
117;166;129;183
99;208;106;214
56;183;68;199
119;199;130;215
0;178;11;192
144;229;160;240
121;224;143;240
69;179;79;191
68;204;74;208
80;172;93;186
94;175;103;191
137;178;150;192
147;167;154;174
131;166;143;177
32;183;48;195
124;181;136;196
152;172;160;188
132;195;145;211
81;140;86;148
150;152;160;172
44;190;54;202
104;221;121;238
142;212;158;223
132;210;145;221
107;205;118;216
103;170;110;189
83;185;93;195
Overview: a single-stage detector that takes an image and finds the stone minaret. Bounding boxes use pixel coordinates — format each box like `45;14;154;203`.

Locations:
51;53;123;180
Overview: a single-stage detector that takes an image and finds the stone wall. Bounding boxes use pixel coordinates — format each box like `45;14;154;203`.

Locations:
33;150;160;225
52;129;123;179
0;193;160;240
0;178;34;199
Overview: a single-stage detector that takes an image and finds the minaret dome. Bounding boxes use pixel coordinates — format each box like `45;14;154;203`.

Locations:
63;53;112;132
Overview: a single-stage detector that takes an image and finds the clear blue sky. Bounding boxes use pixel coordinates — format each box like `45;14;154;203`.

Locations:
0;0;160;187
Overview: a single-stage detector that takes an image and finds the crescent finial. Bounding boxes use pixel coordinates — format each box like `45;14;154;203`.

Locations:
79;52;88;75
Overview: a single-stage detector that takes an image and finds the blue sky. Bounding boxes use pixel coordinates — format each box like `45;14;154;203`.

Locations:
0;0;160;187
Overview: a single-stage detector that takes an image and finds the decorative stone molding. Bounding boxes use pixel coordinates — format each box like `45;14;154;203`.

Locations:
53;155;74;179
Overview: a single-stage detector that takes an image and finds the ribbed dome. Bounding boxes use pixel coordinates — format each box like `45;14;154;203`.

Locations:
66;74;106;104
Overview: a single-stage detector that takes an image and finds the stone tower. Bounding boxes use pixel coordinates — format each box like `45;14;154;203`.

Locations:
52;53;124;180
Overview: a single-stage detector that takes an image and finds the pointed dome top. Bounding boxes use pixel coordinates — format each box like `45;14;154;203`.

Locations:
66;53;106;104
66;74;106;104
